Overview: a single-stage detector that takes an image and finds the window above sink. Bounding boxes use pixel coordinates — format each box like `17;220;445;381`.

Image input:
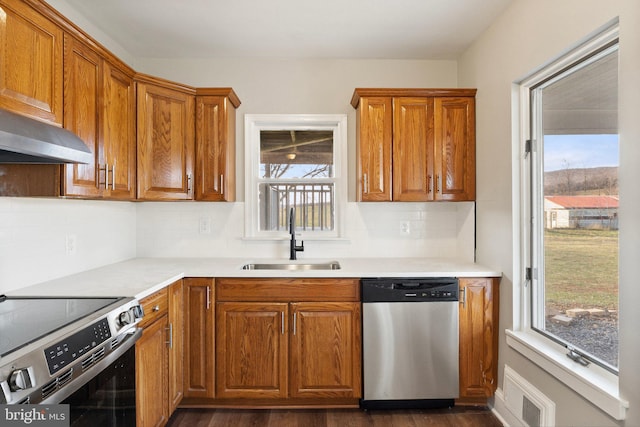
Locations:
244;114;348;240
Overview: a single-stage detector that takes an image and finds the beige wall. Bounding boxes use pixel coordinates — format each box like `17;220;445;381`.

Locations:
458;0;639;425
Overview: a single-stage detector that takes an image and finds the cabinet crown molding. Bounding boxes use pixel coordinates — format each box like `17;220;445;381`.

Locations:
351;88;477;108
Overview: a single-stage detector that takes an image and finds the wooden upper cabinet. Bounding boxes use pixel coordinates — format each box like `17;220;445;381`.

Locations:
352;88;476;202
62;34;101;198
393;97;434;201
195;89;240;201
434;97;476;201
356;97;392;201
136;75;195;200
102;60;136;199
62;35;136;199
0;0;63;125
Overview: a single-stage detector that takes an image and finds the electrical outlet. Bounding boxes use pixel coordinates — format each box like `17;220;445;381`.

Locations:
199;217;211;234
65;234;77;255
400;221;411;236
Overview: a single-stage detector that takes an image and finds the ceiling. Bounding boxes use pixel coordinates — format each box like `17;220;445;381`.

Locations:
62;0;513;60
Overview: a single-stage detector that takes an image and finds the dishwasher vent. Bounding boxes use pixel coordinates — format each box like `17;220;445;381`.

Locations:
503;365;555;427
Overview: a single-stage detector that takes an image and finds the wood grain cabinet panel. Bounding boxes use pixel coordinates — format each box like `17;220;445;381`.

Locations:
216;302;288;399
136;280;183;426
0;0;63;125
352;88;476;202
195;90;240;201
458;277;499;402
62;34;136;199
434;97;476;201
183;278;215;399
289;302;361;399
136;313;169;427
356;97;392;201
136;76;195;200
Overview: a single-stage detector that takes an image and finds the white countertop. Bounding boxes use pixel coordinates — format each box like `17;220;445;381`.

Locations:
7;257;502;300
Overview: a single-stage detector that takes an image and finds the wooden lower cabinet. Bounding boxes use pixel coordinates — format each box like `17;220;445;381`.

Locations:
458;277;499;403
183;278;215;398
136;280;184;427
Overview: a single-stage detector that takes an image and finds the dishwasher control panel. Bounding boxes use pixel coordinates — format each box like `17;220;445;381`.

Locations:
361;278;459;302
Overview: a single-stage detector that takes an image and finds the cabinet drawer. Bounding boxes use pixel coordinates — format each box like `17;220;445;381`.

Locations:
139;288;168;327
216;278;360;302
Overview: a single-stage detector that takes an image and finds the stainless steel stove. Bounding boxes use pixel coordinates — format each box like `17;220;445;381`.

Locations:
0;295;143;408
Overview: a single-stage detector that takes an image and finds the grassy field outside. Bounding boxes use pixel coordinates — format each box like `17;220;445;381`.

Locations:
544;228;619;312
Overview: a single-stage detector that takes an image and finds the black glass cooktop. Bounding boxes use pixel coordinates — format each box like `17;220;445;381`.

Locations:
0;296;122;357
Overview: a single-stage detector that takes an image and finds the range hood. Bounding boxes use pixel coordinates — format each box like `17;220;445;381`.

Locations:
0;108;93;164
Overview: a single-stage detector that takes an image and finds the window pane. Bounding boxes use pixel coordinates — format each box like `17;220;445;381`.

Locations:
258;183;335;232
534;47;619;370
260;130;334;179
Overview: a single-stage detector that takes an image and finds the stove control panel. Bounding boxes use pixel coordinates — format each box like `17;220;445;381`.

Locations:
44;318;112;375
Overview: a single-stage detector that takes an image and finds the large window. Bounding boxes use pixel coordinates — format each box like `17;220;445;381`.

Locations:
244;114;347;239
527;38;619;372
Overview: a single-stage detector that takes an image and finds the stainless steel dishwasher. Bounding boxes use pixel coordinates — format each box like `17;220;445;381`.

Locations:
360;277;459;409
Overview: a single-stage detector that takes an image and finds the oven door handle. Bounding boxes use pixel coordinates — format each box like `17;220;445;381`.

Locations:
40;328;143;405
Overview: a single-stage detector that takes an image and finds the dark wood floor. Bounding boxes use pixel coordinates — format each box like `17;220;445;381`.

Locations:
166;407;503;427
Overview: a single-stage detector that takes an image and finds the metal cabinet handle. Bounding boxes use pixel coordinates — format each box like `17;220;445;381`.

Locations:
281;312;285;335
436;174;441;193
152;305;160;312
460;287;466;308
166;323;173;348
111;162;116;190
220;174;224;195
98;164;108;190
206;286;211;310
187;173;192;195
428;175;433;194
292;313;297;335
363;173;369;194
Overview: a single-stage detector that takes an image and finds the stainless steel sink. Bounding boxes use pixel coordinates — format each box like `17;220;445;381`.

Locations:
242;261;341;271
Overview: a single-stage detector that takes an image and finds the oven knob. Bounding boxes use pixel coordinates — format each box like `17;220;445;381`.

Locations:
118;310;134;326
9;368;34;392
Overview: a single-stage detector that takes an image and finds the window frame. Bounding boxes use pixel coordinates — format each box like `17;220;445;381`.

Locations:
508;20;629;420
244;114;348;240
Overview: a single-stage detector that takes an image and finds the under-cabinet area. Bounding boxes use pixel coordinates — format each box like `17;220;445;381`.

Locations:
135;274;499;426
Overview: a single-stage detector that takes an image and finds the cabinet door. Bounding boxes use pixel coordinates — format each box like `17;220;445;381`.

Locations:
136;315;169;427
356;97;392;201
62;34;102;198
434;97;475;201
168;280;184;414
183;278;215;398
289;302;361;399
459;278;499;399
103;61;136;199
137;82;195;200
392;97;434;201
195;95;236;201
216;302;288;399
0;0;63;125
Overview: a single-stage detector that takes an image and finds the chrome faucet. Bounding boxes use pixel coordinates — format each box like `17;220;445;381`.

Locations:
289;207;304;260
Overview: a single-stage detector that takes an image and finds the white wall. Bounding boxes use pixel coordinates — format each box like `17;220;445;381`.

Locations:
458;0;640;425
0;198;136;294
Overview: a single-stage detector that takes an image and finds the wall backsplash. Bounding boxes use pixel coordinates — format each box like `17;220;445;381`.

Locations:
0;198;474;294
0;198;136;294
135;201;475;261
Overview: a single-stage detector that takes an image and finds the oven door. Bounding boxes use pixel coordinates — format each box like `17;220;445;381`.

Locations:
60;329;140;427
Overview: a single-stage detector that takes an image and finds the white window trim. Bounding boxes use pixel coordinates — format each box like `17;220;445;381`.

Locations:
244;114;348;240
509;19;629;420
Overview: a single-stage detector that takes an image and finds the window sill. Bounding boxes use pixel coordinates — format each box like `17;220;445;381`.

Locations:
505;329;628;420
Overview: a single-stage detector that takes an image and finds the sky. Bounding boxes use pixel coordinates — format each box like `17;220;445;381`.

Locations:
543;134;619;172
